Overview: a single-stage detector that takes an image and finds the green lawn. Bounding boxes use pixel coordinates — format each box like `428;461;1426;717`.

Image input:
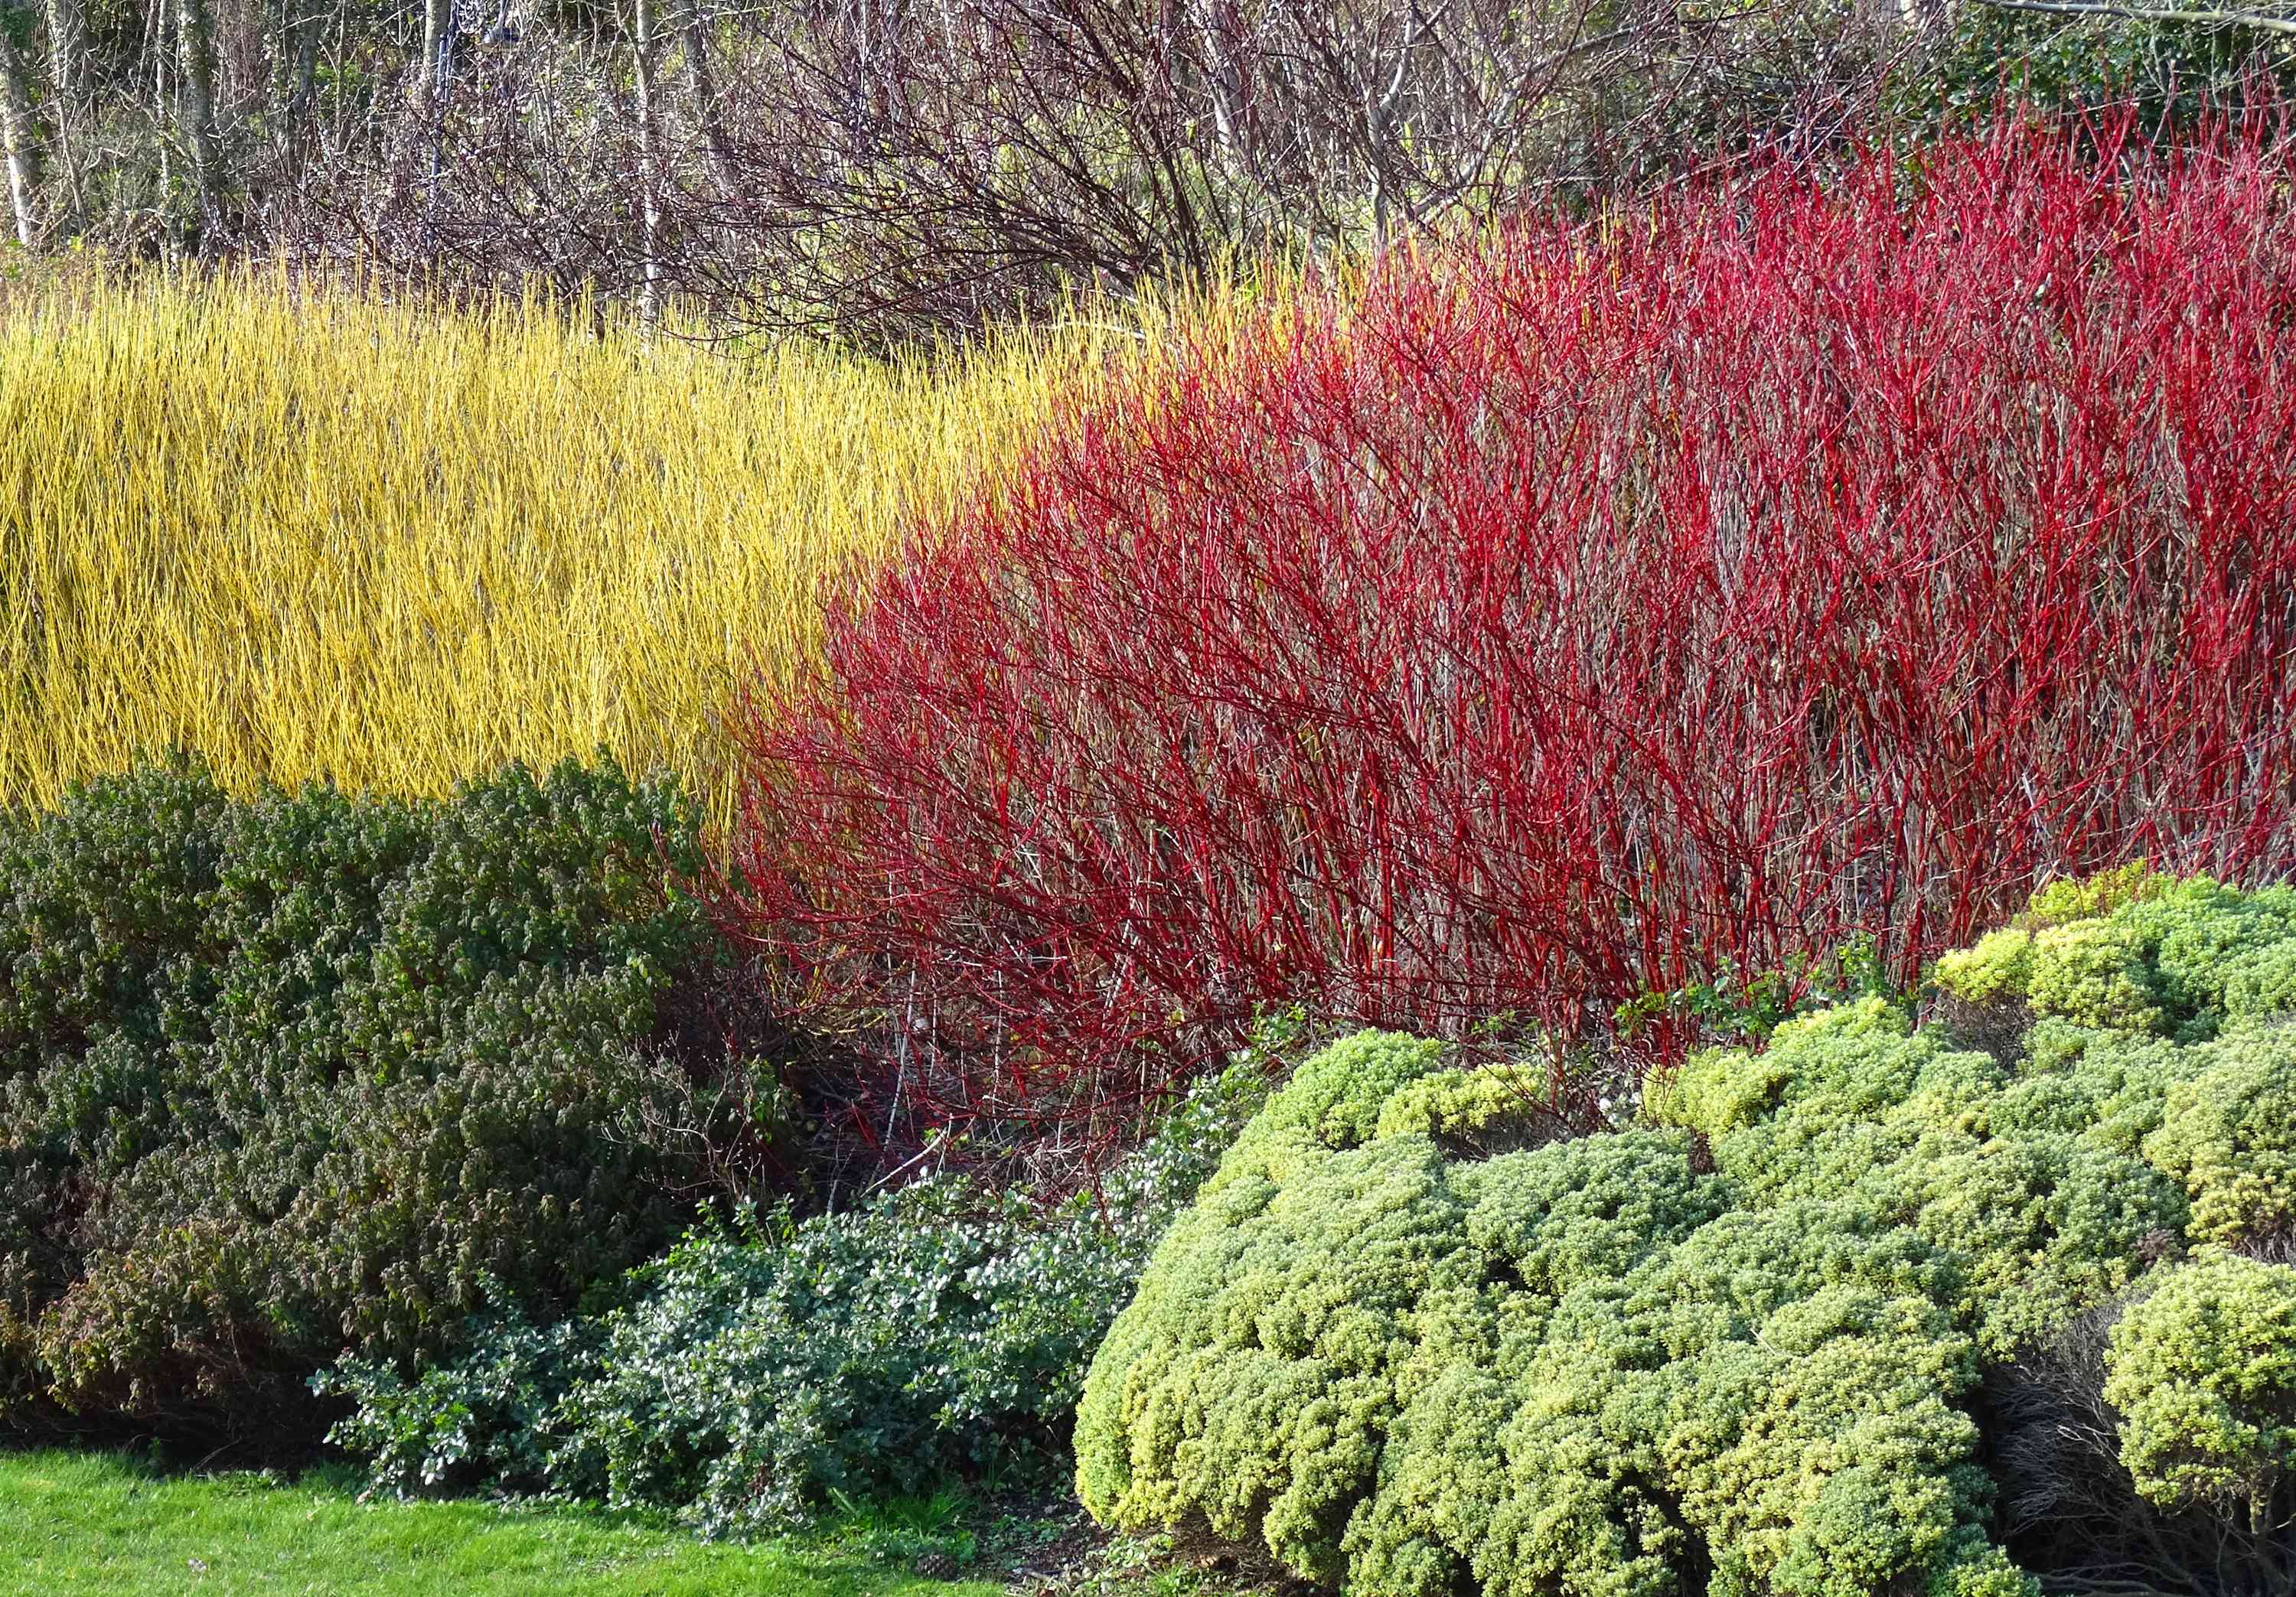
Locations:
0;1450;1009;1597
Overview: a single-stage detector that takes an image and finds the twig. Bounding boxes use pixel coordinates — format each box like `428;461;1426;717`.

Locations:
1974;0;2296;35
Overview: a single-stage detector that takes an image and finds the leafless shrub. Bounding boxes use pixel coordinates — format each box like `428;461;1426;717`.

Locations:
11;0;1909;331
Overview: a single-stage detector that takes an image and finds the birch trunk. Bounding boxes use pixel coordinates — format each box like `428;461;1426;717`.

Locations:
420;0;452;99
0;5;40;249
176;0;223;237
633;0;665;324
43;0;82;99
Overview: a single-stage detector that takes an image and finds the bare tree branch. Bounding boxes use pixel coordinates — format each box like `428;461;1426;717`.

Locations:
1975;0;2296;34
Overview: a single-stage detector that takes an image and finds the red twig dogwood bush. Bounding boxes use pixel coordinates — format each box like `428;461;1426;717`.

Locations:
728;116;2296;1155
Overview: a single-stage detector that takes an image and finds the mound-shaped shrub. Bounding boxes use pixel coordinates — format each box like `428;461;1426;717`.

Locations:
729;117;2296;1152
1076;875;2296;1596
0;758;726;1435
2105;1249;2296;1524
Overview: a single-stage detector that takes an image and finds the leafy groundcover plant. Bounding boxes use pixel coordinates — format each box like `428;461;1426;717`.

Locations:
321;1054;1277;1532
0;756;726;1437
1077;870;2296;1596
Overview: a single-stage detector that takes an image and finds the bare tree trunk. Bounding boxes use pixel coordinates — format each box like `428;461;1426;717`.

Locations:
421;0;453;97
633;0;665;323
42;0;81;97
41;0;87;224
176;0;224;243
0;2;41;249
683;0;734;197
286;2;321;127
419;0;457;253
272;0;323;194
149;0;173;245
152;0;171;105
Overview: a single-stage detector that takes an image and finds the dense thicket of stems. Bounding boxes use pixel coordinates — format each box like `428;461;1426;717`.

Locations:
0;0;1900;321
725;120;2296;1162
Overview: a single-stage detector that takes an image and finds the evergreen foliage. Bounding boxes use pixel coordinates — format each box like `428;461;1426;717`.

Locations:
320;1055;1279;1530
2106;1250;2296;1522
0;757;715;1432
1077;875;2296;1596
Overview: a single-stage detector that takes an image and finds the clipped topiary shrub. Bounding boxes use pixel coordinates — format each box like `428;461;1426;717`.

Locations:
1077;875;2296;1597
0;757;731;1436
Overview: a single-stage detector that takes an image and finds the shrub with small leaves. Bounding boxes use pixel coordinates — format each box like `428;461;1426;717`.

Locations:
2146;1035;2296;1250
1080;1031;2020;1597
322;1052;1277;1529
0;757;717;1434
1887;8;2296;137
316;1286;598;1494
1078;875;2296;1597
2105;1250;2296;1522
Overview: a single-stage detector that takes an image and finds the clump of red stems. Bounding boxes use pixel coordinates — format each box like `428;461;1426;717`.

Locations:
726;114;2296;1162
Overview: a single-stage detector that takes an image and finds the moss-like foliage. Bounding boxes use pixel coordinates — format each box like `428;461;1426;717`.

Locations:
1078;875;2296;1597
2105;1250;2296;1521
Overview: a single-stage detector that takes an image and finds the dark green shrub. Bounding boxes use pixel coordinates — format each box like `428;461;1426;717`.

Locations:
0;757;720;1432
1077;875;2296;1597
1887;8;2296;134
321;1052;1277;1530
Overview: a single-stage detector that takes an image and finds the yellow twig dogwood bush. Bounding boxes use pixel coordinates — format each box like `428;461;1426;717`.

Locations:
0;271;1139;826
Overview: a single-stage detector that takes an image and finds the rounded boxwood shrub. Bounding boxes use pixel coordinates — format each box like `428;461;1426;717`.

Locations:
1077;874;2296;1597
0;756;725;1434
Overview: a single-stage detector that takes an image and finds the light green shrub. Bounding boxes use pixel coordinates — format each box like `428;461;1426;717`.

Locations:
1932;874;2296;1041
2023;920;2172;1034
2021;861;2174;927
1250;1029;1453;1151
1078;1031;2022;1596
1080;873;2296;1597
2145;1027;2296;1249
1932;929;2035;1010
2148;882;2296;1025
2227;944;2296;1024
1376;1064;1551;1146
2105;1250;2296;1520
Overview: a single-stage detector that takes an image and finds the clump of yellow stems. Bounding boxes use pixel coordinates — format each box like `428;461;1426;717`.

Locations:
0;272;1135;826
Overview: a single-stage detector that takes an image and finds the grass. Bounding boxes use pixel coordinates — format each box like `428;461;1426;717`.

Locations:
0;270;1132;829
0;1449;1013;1597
